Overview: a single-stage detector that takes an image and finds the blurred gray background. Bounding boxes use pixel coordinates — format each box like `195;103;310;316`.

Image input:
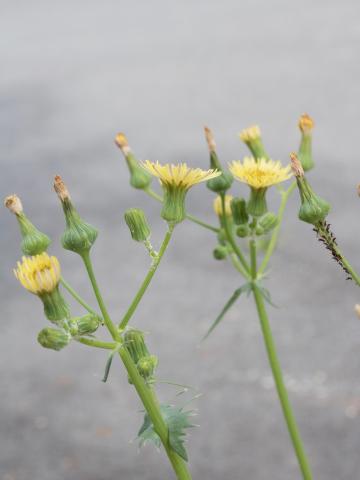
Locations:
2;1;360;479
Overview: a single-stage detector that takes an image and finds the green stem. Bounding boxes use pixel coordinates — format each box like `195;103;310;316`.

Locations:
258;182;296;276
76;337;117;350
145;187;219;233
249;239;257;278
81;249;192;479
229;253;251;280
119;347;192;480
60;276;100;317
220;193;250;274
251;241;313;480
81;251;120;341
119;224;174;330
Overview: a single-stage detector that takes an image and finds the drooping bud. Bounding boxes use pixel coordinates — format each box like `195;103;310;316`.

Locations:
4;194;51;255
213;245;228;260
37;327;71;351
69;313;101;336
115;133;152;190
54;176;98;255
137;355;158;381
298;114;315;171
124;208;151;242
290;153;330;224
236;224;249;238
230;197;249;225
204;127;233;193
247;187;268;217
258;212;278;234
239;126;269;160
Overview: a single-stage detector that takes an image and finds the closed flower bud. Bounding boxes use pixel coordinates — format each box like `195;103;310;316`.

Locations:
236;224;249;238
137;355;158;381
124;208;151;242
204;127;233;193
230;197;249;225
239;125;269;160
37;327;71;351
213;245;228;260
213;195;233;219
54;176;98;255
217;228;227;245
124;328;149;365
255;225;265;236
70;313;101;336
258;212;278;233
290;153;330;224
4;195;51;255
115;133;152;190
298;114;315;171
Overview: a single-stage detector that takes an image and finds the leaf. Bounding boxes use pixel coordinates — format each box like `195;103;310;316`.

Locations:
257;285;278;308
102;345;121;383
202;283;251;340
137;404;195;461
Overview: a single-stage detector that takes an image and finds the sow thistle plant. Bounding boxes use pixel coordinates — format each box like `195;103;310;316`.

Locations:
6;114;360;480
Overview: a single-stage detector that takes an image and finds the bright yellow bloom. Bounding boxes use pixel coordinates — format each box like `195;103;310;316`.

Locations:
14;253;61;295
239;125;261;142
141;161;221;189
229;157;292;189
213;195;233;217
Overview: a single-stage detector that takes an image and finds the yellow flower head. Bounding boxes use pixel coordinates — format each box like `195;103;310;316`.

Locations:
213;195;233;217
229;157;292;189
14;253;61;295
141;161;221;190
239;125;261;143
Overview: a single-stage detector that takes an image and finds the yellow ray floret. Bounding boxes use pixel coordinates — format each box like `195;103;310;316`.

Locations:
213;195;233;216
141;160;221;189
239;126;261;142
229;157;292;189
14;253;61;295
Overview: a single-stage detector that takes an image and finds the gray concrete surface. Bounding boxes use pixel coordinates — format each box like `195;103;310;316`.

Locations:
2;1;360;479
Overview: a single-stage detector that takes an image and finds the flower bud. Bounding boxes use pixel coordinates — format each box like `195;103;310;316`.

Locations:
124;208;151;242
258;212;278;234
54;176;98;255
124;328;149;364
247;187;268;217
37;327;71;351
298;114;315;171
115;133;152;190
290;153;330;225
255;225;265;236
204;127;233;193
230;197;249;225
239;126;269;160
137;355;158;381
4;195;51;255
217;228;227;245
213;245;228;260
69;313;101;336
213;195;233;219
236;224;249;238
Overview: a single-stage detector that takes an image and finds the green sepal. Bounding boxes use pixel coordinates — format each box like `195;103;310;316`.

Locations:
202;283;252;340
298;132;314;172
37;327;71;351
161;186;187;224
124;329;150;365
40;287;70;324
61;199;98;255
16;213;51;255
138;404;195;461
247;187;268;217
124;208;151;242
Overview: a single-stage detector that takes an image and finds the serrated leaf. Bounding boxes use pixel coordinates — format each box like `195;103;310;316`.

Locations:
137;404;194;461
202;283;251;340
